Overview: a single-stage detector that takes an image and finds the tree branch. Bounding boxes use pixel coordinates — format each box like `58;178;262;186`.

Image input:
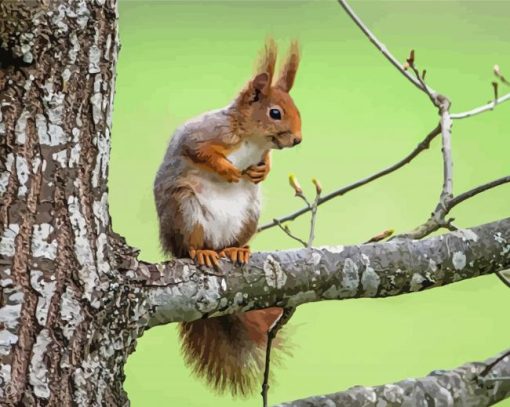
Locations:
451;92;510;119
337;0;510;121
261;0;510;235
139;217;510;328
336;0;436;96
307;180;321;247
258;124;441;232
494;64;510;87
274;219;307;247
262;307;295;407
437;95;453;203
275;349;510;406
448;175;510;209
395;175;510;240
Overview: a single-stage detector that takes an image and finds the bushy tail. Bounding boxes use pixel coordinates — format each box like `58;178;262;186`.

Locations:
179;307;284;396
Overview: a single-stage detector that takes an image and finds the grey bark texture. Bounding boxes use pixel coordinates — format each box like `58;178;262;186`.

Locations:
276;350;510;407
0;1;509;406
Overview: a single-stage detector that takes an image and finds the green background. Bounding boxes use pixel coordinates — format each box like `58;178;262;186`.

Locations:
110;1;510;405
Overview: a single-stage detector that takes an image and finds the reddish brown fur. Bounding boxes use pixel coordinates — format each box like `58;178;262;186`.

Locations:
157;184;201;258
179;307;283;396
258;37;278;90
276;40;300;92
184;142;242;183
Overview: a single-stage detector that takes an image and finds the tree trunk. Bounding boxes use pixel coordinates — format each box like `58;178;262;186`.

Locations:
0;1;143;404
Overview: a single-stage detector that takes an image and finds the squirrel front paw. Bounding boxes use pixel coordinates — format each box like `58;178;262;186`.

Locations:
218;164;242;183
189;248;221;268
243;152;270;184
219;246;251;264
243;162;269;184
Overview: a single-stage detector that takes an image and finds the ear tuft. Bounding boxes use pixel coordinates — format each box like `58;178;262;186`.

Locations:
258;37;278;83
276;40;300;92
251;38;277;96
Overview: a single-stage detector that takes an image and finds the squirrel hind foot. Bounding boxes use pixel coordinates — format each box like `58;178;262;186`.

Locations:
219;246;251;264
189;249;221;268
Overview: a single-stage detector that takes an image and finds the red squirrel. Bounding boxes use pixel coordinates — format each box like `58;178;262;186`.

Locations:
153;39;302;396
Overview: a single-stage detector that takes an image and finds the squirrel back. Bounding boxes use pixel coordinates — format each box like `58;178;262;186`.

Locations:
154;38;302;396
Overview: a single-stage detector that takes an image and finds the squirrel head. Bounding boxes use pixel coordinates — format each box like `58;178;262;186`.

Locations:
234;39;302;149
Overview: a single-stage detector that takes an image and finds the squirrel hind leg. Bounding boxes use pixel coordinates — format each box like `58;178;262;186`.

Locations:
187;224;224;268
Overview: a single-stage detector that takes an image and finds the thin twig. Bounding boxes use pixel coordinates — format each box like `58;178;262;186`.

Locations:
261;307;295;407
364;228;394;244
437;95;453;204
258;124;441;232
394;175;510;240
307;183;321;247
336;0;436;96
480;350;510;378
406;53;437;106
492;81;499;106
404;54;458;225
447;175;510;210
451;92;510;119
405;51;447;187
295;191;312;209
494;65;510;87
443;220;459;232
274;219;307;247
496;271;510;288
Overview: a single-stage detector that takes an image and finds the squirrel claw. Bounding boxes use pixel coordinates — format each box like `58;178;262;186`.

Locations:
220;166;242;183
189;249;221;268
219;246;251;265
244;164;269;184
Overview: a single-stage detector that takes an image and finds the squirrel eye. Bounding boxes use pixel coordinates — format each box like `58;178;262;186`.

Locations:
269;108;282;120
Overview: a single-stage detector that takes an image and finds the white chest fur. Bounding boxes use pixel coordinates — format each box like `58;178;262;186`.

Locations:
227;139;267;171
190;178;260;249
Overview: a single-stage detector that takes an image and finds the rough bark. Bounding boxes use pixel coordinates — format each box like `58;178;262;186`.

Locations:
1;1;509;406
275;350;510;407
0;1;145;404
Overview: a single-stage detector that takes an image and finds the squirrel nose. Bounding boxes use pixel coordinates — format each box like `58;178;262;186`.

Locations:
292;131;302;146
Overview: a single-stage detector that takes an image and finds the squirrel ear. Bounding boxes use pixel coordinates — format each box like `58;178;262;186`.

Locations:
276;40;300;92
237;72;270;106
252;72;270;94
